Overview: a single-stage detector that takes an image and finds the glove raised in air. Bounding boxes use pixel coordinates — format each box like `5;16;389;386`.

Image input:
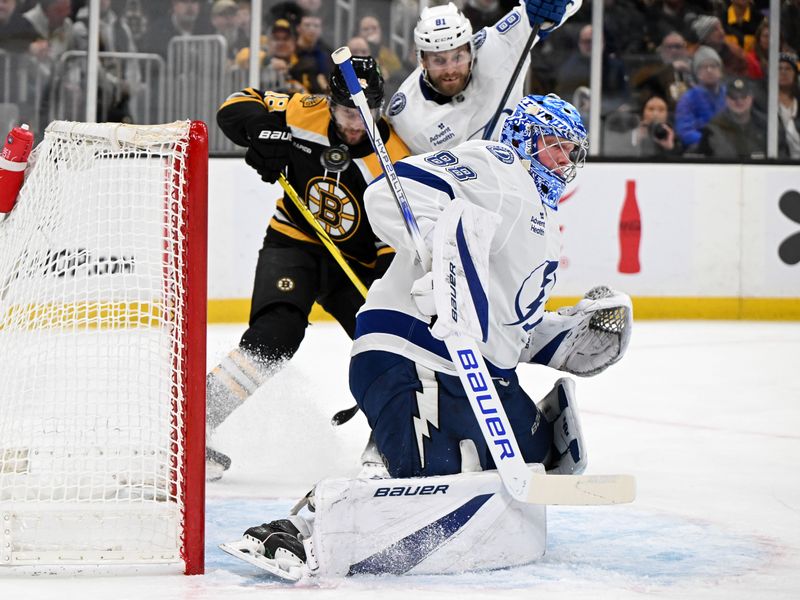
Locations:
244;117;293;183
524;0;576;36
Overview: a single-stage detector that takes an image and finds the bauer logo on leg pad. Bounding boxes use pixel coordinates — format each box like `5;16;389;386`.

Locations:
374;484;449;497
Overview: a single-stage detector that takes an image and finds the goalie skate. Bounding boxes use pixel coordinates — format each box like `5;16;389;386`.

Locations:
219;537;307;582
219;519;310;582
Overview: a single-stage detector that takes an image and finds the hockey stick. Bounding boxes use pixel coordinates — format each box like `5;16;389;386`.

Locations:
481;24;540;140
332;47;634;506
278;173;368;299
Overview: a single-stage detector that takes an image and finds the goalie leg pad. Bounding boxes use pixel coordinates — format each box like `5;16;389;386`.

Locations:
536;377;587;474
309;469;546;577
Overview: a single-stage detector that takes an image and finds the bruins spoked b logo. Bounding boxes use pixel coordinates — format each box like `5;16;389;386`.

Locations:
277;277;295;292
304;176;360;241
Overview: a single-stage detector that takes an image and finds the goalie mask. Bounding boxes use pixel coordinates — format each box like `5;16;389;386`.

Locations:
414;2;475;95
500;94;588;209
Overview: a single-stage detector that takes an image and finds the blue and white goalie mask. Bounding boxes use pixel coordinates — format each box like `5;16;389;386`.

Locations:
500;94;588;209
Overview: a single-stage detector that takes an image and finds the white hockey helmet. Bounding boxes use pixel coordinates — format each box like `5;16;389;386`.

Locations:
414;2;473;58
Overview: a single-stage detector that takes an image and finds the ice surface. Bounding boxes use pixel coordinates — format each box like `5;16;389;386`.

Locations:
2;320;798;599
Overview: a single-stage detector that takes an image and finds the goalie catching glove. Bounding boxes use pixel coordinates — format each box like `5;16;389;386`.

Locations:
244;116;292;183
521;285;632;376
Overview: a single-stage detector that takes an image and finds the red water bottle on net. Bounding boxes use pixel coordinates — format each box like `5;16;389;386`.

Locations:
618;179;641;274
0;123;35;213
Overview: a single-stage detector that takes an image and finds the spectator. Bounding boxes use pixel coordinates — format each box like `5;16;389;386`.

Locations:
23;0;77;62
554;24;629;119
696;76;766;158
723;0;758;52
691;14;748;76
744;18;769;79
210;0;247;60
346;35;370;58
73;0;139;122
778;52;800;159
0;0;39;53
631;30;694;107
121;0;147;45
357;15;402;85
139;0;211;58
294;12;331;93
260;17;304;94
234;0;250;39
675;45;727;146
605;93;682;156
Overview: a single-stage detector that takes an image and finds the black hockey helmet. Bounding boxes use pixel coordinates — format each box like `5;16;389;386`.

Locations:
328;55;384;110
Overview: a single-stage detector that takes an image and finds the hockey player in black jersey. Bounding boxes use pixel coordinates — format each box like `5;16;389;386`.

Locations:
207;57;410;479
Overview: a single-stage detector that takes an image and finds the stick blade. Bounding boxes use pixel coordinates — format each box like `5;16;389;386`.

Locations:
526;473;636;506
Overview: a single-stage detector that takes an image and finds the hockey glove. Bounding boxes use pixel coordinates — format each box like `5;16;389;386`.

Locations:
524;0;578;36
521;286;633;376
244;117;292;183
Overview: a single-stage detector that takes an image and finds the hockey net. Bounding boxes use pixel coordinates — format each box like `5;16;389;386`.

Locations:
0;120;207;573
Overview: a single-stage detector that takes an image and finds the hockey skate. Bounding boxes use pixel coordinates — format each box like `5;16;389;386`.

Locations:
205;446;231;482
536;377;588;475
219;518;310;582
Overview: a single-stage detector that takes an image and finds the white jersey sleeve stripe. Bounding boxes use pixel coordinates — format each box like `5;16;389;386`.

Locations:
393;161;456;199
353;308;516;379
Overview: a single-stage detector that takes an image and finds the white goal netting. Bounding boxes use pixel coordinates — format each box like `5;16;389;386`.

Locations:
0;120;206;571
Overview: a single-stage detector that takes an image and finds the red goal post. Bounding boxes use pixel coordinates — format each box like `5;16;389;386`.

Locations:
0;120;207;574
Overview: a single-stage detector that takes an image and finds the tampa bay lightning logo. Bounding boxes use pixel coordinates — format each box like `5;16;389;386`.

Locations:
487;145;515;164
387;92;406;117
505;260;558;332
472;28;487;49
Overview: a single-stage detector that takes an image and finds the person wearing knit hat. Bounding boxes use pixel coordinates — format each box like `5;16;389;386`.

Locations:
692;45;722;78
691;15;722;45
690;13;749;76
675;45;727;147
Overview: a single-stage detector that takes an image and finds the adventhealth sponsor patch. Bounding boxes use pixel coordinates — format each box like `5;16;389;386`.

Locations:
495;11;520;34
387;92;406;116
487;145;515;164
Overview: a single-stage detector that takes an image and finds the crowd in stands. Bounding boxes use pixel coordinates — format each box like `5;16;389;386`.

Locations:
0;0;798;159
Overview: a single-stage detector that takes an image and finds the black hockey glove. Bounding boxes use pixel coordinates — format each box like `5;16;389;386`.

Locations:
244;117;292;183
524;0;569;30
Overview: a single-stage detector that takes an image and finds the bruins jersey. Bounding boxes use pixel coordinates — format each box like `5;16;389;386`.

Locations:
217;89;410;268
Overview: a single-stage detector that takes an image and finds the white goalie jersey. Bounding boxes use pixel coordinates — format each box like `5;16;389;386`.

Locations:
355;140;561;374
387;1;581;154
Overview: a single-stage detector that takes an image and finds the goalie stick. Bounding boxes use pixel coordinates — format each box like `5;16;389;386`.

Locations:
331;47;635;506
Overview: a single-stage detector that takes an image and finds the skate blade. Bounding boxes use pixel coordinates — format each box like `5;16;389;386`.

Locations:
219;540;305;582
